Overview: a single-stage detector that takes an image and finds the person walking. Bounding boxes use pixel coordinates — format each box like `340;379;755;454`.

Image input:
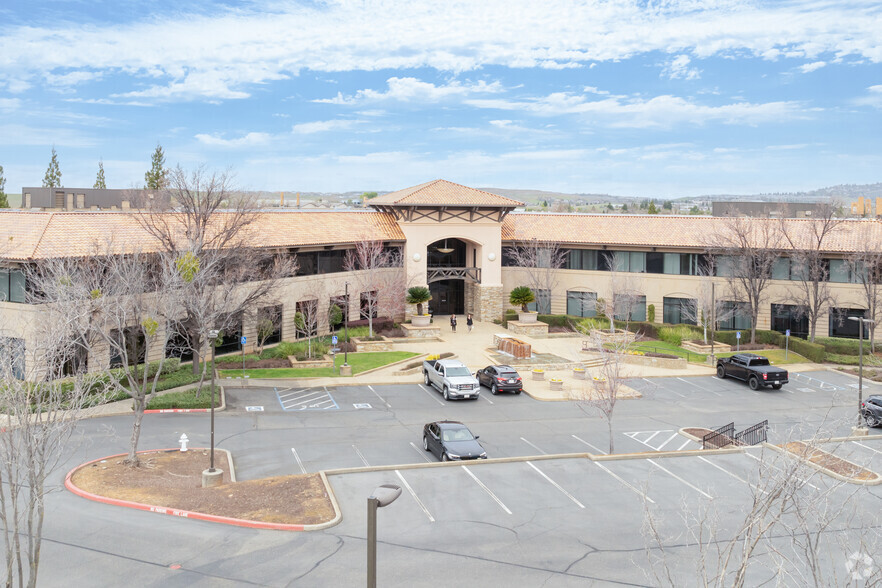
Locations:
466;313;474;333
450;314;457;332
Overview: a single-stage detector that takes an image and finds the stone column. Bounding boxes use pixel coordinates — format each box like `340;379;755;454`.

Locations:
474;284;503;322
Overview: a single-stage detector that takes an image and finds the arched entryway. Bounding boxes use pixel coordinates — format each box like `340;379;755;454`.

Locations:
426;237;472;315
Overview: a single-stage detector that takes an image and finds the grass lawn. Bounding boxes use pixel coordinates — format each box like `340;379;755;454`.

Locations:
629;341;810;365
218;351;420;379
147;388;214;410
715;348;810;364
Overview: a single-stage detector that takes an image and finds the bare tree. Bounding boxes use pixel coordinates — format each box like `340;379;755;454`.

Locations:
504;239;568;313
294;298;321;358
0;295;109;587
780;204;845;342
848;225;882;352
680;266;736;345
343;240;404;337
256;305;281;355
591;252;644;333
706;217;781;344
570;329;631;454
134;165;294;375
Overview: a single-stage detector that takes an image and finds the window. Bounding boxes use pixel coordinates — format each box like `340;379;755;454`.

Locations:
567;291;597;317
599;251;644;273
828;259;860;284
717;302;751;331
614;295;646;321
215;313;243;355
829;308;867;338
663;297;697;325
715;256;734;278
0;268;26;303
646;252;664;274
0;337;25;379
257;305;282;346
772;258;791;280
526;289;551;314
565;249;598;270
771;304;808;339
109;327;147;368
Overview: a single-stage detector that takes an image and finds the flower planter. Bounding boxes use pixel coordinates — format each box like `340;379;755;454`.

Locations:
518;311;538;324
532;369;545;381
549;378;563;391
411;314;431;327
572;368;586;380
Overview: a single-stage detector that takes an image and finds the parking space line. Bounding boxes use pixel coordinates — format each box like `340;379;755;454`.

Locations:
643;378;685;398
367;385;391;408
744;451;819;491
520;437;547;454
352;444;370;467
655;432;681;451
677;377;722;397
696;456;764;494
852;441;882;456
526;461;585;508
418;384;446;406
409;442;433;463
647;459;713;499
480;393;494;404
395;470;435;522
278;389;317;400
593;462;655;504
290;448;307;474
677;439;693;451
571;434;606;455
644;431;662;444
461;466;512;514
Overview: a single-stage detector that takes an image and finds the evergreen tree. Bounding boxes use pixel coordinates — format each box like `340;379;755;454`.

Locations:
647;201;659;214
663;200;672;210
42;147;62;187
606;202;614;211
94;160;107;189
621;203;628;212
144;144;168;189
0;165;8;208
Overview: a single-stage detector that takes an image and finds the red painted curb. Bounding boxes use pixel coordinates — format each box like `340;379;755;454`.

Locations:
65;450;305;531
143;408;210;414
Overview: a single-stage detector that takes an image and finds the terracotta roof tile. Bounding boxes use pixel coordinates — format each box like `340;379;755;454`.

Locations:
370;179;523;207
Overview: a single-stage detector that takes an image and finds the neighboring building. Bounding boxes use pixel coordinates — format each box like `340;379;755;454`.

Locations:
1;178;880;379
850;197;882;217
711;201;827;218
19;187;161;211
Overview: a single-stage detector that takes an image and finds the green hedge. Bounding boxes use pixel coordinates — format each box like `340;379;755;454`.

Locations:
537;314;573;328
814;337;864;356
789;338;826;363
612;320;661;339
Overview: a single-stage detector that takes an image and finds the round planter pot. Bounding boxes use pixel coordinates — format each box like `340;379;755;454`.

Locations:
519;312;538;324
411;315;431;327
573;369;586;380
532;370;545;381
549;379;563;391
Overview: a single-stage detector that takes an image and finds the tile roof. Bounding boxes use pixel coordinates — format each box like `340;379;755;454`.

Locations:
502;213;882;253
0;210;404;261
369;179;523;207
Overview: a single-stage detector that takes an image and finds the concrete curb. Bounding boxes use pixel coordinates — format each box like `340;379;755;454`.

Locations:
64;448;346;531
762;441;882;486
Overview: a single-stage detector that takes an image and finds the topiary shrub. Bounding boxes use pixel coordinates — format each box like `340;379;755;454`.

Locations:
647;304;656;323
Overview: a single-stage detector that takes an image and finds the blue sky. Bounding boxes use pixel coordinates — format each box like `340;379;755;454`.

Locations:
1;0;881;198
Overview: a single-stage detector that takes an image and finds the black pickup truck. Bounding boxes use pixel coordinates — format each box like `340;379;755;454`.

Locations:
716;353;789;390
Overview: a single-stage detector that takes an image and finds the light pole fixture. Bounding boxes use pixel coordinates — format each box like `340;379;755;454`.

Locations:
848;316;876;430
344;282;350;366
207;328;219;472
367;484;402;588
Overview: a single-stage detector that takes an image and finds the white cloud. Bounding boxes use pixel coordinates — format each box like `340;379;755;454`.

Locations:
314;77;503;105
662;55;701;80
45;70;103;86
194;132;272;147
0;98;21;111
799;61;827;73
291;119;361;134
853;84;882;108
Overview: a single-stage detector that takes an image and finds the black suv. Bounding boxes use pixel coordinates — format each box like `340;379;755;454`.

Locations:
476;365;523;394
862;395;882;427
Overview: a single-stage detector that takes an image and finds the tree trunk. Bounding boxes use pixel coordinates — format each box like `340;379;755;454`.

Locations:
126;400;146;466
607;420;615;454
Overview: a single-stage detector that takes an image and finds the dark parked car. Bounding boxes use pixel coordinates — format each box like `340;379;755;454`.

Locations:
716;353;789;390
862;395;882;427
475;365;523;394
422;421;487;461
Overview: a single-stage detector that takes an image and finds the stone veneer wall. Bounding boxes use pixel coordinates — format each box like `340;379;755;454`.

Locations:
464;281;476;316
476;284;503;322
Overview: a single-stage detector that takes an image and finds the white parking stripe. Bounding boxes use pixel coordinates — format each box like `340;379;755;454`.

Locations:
290;448;307;474
409;442;433;463
520;437;547;454
367;385;391;408
571;434;606;455
677;377;722;397
481;393;494;404
644;431;662;444
278;389;315;399
678;439;693;451
593;462;655;504
647;459;713;499
852;441;882;456
526;461;585;508
697;456;764;494
744;451;819;491
352;444;370;467
418;383;446;406
395;470;435;522
461;466;512;514
655;432;681;451
644;378;685;398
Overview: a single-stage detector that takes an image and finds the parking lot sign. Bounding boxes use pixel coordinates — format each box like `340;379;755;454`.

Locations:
332;335;338;345
240;336;247;345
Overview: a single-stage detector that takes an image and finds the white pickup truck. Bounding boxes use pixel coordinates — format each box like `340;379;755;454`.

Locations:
422;359;481;401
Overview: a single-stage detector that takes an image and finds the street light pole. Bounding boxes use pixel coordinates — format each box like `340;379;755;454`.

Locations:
344;281;350;366
848;316;876;430
367;484;401;588
208;329;219;472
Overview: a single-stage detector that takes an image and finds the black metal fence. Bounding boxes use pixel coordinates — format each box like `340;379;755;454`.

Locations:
702;422;735;449
735;420;769;446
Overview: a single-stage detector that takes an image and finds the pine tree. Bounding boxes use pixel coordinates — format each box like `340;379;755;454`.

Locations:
144;144;168;189
647;201;659;214
42;147;62;188
94;160;106;189
0;165;8;208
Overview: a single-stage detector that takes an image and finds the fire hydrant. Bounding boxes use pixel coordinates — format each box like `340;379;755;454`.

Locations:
179;434;189;452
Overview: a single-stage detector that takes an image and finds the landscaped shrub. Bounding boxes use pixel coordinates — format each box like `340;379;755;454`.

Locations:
614;320;660;339
647;304;656;323
814;337;864;356
658;325;702;347
789;338;825;363
538;314;572;328
578;317;609;333
501;309;517;327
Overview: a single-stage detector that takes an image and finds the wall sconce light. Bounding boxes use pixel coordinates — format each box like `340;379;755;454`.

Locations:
412;253;421;262
488;252;496;261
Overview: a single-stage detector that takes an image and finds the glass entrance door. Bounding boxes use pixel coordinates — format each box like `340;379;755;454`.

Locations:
428;279;464;315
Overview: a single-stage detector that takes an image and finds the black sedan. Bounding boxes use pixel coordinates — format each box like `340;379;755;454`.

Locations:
422;421;487;461
862;395;882;427
476;365;523;394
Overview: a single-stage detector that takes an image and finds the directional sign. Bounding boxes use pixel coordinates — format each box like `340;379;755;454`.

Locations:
240;336;247;345
332;335;338;345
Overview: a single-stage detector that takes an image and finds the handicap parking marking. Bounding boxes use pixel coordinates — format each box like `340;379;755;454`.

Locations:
624;429;695;452
275;386;339;411
462;466;512;514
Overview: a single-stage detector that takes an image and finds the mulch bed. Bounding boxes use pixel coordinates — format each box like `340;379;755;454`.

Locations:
70;449;337;525
782;442;879;482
